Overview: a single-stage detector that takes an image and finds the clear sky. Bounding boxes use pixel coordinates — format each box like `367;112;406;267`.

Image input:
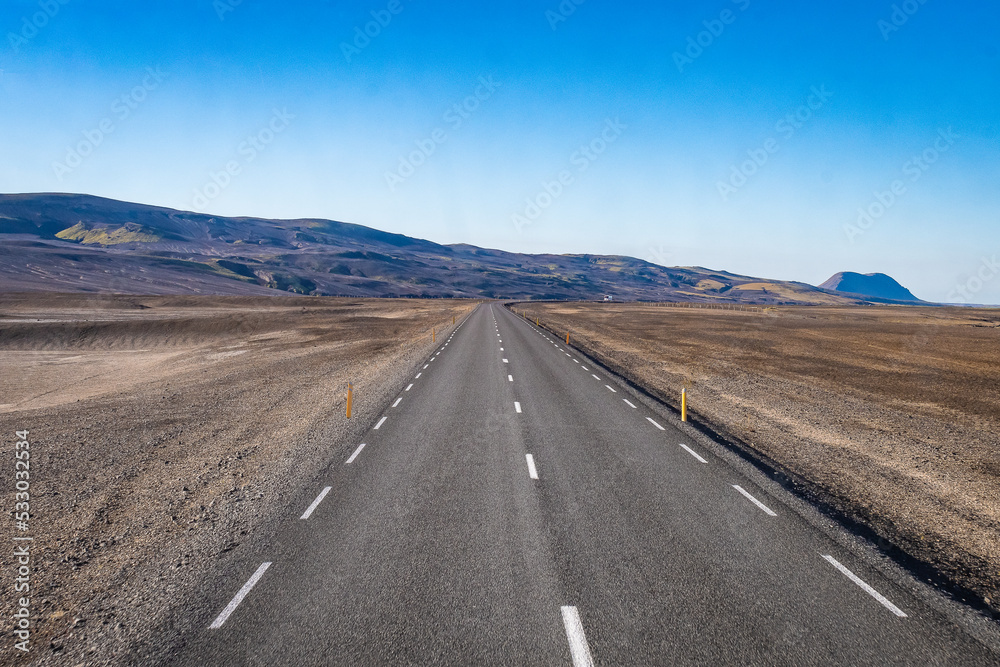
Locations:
2;0;998;303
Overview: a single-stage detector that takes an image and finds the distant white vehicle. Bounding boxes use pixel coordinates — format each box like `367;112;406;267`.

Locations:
603;295;614;302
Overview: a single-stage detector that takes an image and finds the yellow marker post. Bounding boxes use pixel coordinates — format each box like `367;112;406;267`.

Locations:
566;333;569;345
453;315;456;324
681;388;687;422
346;382;353;418
536;317;539;326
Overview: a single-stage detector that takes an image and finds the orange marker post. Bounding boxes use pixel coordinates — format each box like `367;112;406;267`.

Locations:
346;382;354;419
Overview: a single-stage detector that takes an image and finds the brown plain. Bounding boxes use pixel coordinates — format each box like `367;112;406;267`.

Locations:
525;302;1000;611
0;294;472;665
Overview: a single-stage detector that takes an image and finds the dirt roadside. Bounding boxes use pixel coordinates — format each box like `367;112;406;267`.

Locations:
516;302;1000;619
0;294;475;666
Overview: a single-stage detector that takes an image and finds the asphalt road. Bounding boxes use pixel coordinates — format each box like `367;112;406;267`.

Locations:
166;303;999;665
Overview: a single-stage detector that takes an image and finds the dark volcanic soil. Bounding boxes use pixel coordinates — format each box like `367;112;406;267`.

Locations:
0;294;473;665
521;302;1000;616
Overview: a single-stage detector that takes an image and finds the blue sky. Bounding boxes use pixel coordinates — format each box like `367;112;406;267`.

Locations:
2;0;998;303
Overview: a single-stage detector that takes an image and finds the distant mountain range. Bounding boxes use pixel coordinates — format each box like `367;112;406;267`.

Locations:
819;272;921;302
0;193;920;304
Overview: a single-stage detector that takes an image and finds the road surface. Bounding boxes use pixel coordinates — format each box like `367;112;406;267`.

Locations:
166;303;999;665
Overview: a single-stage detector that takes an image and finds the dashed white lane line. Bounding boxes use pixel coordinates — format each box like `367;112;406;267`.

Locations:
573;359;580;363
525;454;539;479
405;384;413;391
423;364;429;369
605;385;617;393
210;562;272;629
503;358;509;363
500;347;504;351
415;372;422;379
565;353;571;357
392;397;402;408
822;555;908;617
508;375;513;382
647;417;665;430
623;399;637;408
374;416;387;430
514;401;522;413
581;366;589;371
591;374;600;380
732;485;776;516
560;606;594;667
300;486;332;520
679;443;707;463
345;443;367;464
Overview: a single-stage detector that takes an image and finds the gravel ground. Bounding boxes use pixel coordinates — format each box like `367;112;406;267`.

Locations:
0;294;474;666
520;302;1000;620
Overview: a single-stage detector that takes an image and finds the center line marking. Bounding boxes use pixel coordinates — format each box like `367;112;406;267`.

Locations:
647;417;665;430
345;443;366;463
525;454;538;479
679;443;707;463
392;397;402;407
508;375;513;381
605;385;617;393
560;606;594;667
822;555;908;617
300;486;332;519
405;383;413;391
514;401;522;413
732;485;776;516
623;399;637;408
210;562;271;629
374;416;387;430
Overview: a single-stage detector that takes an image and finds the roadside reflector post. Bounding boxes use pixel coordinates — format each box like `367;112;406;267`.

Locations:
433;328;435;343
566;333;569;344
536;317;539;326
681;388;687;422
347;382;353;419
453;315;455;324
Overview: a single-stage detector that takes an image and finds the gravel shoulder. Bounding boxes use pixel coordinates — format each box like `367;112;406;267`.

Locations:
519;302;1000;620
0;294;474;665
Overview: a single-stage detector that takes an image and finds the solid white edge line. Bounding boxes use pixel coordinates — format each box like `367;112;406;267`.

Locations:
605;385;617;393
623;399;637;408
209;562;272;629
514;401;522;413
374;416;387;430
300;486;332;519
647;417;665;430
560;606;595;667
392;397;402;407
345;443;367;464
525;454;538;479
679;443;707;463
405;384;413;391
822;555;908;617
732;485;776;516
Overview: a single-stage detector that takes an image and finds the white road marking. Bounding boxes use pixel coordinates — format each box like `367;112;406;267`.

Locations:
345;443;366;463
679;443;707;463
503;359;509;363
405;384;413;391
392;397;402;408
573;359;580;363
581;366;589;371
560;606;594;667
500;347;504;351
300;486;332;519
822;555;908;617
514;401;522;413
374;416;387;430
591;374;600;380
210;562;272;629
525;454;538;479
605;385;617;393
508;375;513;382
565;353;571;357
423;364;429;369
623;399;637;408
732;485;776;516
415;372;422;379
647;417;665;430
